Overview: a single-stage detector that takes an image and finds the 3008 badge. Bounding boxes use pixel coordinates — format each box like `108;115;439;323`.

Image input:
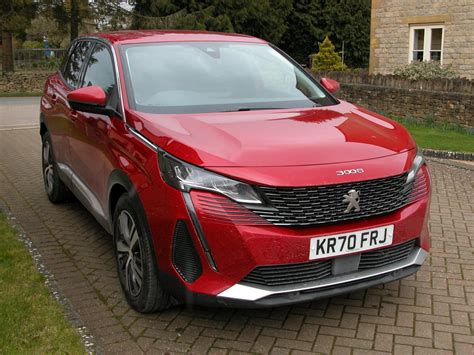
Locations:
336;168;365;176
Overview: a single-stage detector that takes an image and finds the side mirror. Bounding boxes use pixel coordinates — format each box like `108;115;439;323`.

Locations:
320;77;340;94
67;85;111;115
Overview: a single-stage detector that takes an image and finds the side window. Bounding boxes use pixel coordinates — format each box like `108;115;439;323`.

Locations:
82;43;115;97
60;43;75;74
63;41;92;88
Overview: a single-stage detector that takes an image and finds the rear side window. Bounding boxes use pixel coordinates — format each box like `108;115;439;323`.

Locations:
59;44;75;74
81;43;115;97
62;41;92;88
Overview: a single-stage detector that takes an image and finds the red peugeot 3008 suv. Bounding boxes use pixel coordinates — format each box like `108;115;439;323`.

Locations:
40;31;431;312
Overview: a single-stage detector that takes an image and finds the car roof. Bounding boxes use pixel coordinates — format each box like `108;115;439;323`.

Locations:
81;30;267;46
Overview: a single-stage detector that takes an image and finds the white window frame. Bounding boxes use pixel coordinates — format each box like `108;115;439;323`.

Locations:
408;24;444;64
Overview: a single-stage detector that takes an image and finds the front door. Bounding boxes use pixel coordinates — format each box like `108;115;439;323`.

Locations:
68;41;122;223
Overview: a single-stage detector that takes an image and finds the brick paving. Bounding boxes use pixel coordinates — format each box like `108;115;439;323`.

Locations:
0;97;40;130
0;127;473;354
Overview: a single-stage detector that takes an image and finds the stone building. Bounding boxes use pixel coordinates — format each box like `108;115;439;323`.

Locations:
369;0;474;79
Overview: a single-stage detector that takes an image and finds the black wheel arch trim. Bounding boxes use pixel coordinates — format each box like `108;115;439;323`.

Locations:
107;169;148;233
39;112;48;137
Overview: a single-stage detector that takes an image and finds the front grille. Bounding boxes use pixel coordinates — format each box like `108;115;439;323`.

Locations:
249;172;412;226
241;239;417;287
172;220;202;283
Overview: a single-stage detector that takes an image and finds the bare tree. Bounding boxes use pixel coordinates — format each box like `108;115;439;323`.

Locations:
1;0;35;73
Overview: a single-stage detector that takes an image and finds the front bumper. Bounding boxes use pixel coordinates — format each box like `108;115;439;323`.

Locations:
143;164;431;308
151;189;430;308
158;247;426;308
218;246;427;305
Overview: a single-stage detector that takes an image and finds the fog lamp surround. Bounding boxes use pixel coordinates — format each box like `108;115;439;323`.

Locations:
158;151;263;204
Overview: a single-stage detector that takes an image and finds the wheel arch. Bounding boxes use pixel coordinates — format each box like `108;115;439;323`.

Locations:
108;170;134;221
107;169;148;233
39;113;48;138
108;171;173;312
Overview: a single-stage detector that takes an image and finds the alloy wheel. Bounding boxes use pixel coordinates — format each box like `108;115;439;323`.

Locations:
42;141;54;195
116;210;144;297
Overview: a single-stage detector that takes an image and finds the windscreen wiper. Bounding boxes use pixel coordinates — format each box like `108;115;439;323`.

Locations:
222;107;287;112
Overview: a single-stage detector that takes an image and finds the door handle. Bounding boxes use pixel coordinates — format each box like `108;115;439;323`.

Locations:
96;120;109;134
70;110;79;121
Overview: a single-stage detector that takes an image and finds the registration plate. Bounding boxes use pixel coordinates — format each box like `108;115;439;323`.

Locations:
309;225;394;260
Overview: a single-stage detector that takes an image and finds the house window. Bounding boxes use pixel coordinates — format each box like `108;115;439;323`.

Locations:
409;25;444;63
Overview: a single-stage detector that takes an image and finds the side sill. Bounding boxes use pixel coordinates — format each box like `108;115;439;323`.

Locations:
57;163;111;234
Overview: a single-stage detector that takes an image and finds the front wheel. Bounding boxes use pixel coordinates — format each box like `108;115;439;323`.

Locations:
113;193;173;313
42;132;70;203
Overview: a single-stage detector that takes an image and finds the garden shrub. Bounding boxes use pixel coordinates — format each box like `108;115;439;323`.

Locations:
394;61;459;80
22;40;44;49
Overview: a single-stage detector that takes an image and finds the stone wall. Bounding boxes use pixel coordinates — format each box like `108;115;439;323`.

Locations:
0;71;52;93
370;0;474;79
315;70;473;94
312;71;474;128
337;83;473;128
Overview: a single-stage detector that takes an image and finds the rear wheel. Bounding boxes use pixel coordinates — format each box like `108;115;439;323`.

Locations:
113;193;173;313
42;132;70;203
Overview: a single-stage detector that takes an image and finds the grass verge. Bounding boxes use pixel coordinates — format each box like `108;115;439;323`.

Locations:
0;212;85;353
392;117;474;153
0;92;42;97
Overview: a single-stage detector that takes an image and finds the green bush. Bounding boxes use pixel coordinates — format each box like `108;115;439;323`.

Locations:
394;61;459;80
16;57;62;71
311;36;346;71
22;40;44;49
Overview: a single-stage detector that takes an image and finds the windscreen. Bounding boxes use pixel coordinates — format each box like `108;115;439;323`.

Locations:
122;42;336;114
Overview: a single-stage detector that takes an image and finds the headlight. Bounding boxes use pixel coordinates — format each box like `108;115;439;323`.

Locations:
158;152;263;204
406;147;425;184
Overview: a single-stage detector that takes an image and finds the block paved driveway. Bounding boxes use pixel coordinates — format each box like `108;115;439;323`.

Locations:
0;99;473;354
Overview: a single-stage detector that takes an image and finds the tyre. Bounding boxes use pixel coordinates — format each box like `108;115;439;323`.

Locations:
42;132;71;203
113;193;173;313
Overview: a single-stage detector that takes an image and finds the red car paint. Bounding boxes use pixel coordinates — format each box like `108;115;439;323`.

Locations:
68;85;107;106
319;78;340;94
41;30;430;307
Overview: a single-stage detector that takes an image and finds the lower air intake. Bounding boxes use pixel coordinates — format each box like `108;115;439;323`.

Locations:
172;220;202;283
241;239;417;287
358;239;416;269
241;259;332;287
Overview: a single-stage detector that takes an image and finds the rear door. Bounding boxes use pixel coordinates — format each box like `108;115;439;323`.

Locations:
42;42;75;169
68;41;121;222
52;41;92;179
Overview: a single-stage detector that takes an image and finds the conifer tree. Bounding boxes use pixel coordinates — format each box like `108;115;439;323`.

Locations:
311;36;346;71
